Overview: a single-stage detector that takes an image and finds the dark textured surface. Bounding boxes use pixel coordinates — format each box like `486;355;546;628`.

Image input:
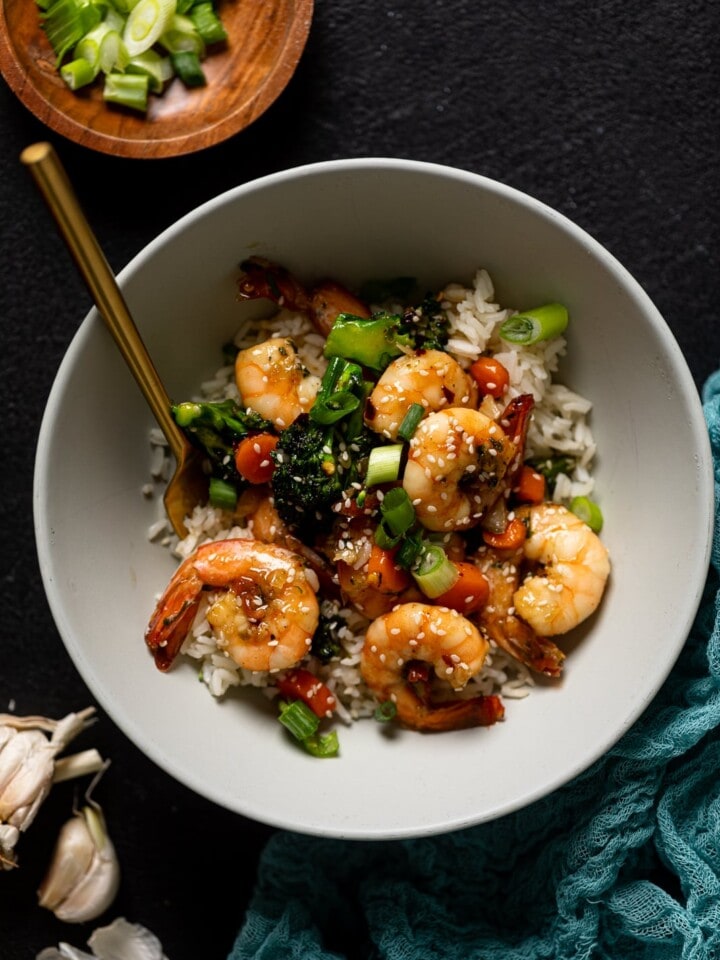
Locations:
1;0;718;956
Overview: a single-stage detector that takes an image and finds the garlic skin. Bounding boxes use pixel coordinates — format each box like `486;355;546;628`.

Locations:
38;805;120;923
0;708;97;869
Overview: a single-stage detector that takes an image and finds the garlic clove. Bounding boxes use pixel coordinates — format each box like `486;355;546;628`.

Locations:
88;918;170;960
38;816;95;911
0;729;55;826
38;805;120;923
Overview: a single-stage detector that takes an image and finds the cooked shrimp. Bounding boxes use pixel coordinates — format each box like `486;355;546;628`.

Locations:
474;502;610;675
145;539;319;673
361;603;504;731
402;407;517;532
237;257;370;337
364;350;478;441
234;337;320;430
474;544;566;677
513;502;610;636
236;486;339;598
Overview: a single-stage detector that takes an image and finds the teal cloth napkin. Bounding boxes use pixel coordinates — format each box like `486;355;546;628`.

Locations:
229;371;720;960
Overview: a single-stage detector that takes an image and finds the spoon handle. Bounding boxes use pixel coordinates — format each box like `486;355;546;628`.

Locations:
20;141;186;462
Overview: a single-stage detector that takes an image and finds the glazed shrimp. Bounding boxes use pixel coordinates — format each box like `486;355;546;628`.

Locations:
513;502;610;636
234;337;320;431
402;407;517;532
237;257;371;337
364;350;478;441
145;539;320;673
474;544;566;677
474;502;610;675
361;603;504;731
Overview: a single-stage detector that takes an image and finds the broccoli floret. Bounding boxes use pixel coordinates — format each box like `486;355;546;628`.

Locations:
311;613;344;663
172;399;272;482
323;297;449;373
270;413;376;532
402;295;450;351
270;358;377;531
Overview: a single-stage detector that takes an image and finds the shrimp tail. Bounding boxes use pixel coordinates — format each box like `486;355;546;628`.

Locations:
398;683;505;732
145;560;202;672
499;393;535;479
237;257;311;313
483;617;565;678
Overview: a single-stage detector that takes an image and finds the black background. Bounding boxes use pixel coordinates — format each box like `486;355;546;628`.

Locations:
1;1;718;956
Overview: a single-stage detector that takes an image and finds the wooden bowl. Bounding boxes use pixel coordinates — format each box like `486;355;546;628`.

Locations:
0;0;313;159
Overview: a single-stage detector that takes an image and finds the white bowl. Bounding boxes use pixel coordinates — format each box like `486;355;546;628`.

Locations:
34;159;714;839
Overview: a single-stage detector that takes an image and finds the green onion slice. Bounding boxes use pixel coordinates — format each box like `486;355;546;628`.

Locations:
379;487;415;537
397;402;425;441
60;56;96;88
103;71;149;111
411;544;459;599
569;496;604;533
499;303;569;345
365;444;403;487
123;0;176;58
302;731;340;759
373;700;398;723
171;49;206;86
278;699;319;741
208;476;237;511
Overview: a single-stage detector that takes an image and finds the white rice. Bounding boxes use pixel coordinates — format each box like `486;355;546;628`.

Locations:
146;268;599;716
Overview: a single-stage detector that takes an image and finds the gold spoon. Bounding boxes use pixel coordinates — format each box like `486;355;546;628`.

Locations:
21;141;206;538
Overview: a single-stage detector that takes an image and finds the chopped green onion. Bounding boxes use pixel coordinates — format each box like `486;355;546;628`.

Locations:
41;0;103;62
158;12;205;55
170;49;205;86
278;699;319;741
208;476;237;511
379;487;415;537
103;71;149;110
397;402;425;442
123;0;177;57
395;530;424;569
99;29;129;72
365;444;403;487
373;700;397;723
126;48;173;91
189;1;227;43
302;731;339;759
60;56;96;88
570;496;604;533
411;544;459;599
374;523;401;550
499;303;569;345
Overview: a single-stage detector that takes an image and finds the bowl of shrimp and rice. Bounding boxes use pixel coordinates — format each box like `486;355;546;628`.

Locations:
34;158;714;839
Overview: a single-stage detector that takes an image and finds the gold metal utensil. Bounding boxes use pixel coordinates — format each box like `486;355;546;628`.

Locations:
21;141;206;538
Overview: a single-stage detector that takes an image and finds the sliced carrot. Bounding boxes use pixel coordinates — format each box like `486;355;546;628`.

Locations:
482;516;527;550
366;544;412;594
234;433;279;485
513;464;546;503
276;668;337;718
433;561;490;614
469;356;510;399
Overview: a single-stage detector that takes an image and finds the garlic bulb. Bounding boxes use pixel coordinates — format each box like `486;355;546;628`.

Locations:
0;708;99;870
38;802;120;923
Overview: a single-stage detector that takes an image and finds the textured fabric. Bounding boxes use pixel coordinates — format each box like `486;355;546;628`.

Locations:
229;372;720;960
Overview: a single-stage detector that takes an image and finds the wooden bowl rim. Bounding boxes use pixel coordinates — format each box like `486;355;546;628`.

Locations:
0;0;314;159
